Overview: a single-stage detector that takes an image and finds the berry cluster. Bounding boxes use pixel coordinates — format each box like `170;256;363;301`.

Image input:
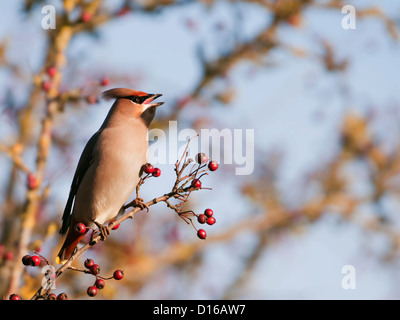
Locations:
142;163;161;178
195;209;216;240
82;258;124;298
53;293;69;300
190;153;218;239
41;65;59;93
195;153;219;172
22;254;41;267
10;292;69;300
166;150;219;240
12;251;65;300
84;77;111;105
17;248;124;299
197;209;216;226
186;154;218;190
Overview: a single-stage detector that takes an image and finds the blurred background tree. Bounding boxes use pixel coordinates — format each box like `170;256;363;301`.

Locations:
0;0;400;299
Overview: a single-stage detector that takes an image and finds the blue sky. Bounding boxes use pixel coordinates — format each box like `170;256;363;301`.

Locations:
1;0;400;299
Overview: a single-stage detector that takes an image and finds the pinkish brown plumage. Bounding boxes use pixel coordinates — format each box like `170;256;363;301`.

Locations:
57;88;163;263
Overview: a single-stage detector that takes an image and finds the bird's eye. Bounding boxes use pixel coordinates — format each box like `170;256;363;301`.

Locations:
129;97;140;103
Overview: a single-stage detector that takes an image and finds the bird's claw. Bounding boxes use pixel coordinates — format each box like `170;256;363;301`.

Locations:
131;197;149;212
91;221;111;242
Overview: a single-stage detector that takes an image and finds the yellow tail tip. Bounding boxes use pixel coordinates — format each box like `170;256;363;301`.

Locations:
56;256;67;265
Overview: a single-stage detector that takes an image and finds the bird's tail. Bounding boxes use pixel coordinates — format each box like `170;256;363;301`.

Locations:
56;229;87;264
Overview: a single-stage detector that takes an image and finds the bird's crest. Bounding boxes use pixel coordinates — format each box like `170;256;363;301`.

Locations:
101;88;148;100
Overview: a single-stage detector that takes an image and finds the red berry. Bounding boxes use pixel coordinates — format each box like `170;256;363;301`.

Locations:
195;153;208;164
206;216;216;225
3;251;13;261
177;96;191;108
208;161;218;171
113;270;124;280
42;81;51;92
204;208;213;217
152;168;161;177
86;94;99;105
30;255;41;267
95;278;105;289
84;258;94;269
197;214;207;224
27;173;38;189
108;219;120;230
81;12;92;22
100;77;110;86
47;66;57;77
57;293;68;300
287;13;302;27
22;255;31;266
74;223;86;234
142;163;154;174
87;286;98;297
185;19;197;31
197;229;207;240
112;223;119;230
117;7;131;16
9;294;21;300
90;264;101;275
47;293;57;300
191;179;202;189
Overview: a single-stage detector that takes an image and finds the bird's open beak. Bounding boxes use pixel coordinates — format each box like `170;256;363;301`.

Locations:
143;94;164;108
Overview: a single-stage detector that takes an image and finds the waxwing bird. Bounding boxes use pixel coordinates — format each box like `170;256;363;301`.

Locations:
56;88;164;264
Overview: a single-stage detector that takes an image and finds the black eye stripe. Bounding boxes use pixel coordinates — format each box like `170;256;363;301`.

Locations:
128;95;150;104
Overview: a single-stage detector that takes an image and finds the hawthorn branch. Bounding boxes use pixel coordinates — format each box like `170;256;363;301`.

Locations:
31;137;210;300
31;186;199;299
67;266;114;280
0;144;31;174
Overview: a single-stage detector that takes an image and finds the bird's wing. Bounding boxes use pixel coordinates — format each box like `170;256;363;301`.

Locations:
59;130;102;235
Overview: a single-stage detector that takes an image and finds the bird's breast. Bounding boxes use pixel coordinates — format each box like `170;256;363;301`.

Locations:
73;124;149;225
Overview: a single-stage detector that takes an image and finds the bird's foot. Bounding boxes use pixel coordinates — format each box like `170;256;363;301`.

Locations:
91;221;111;242
128;197;149;212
